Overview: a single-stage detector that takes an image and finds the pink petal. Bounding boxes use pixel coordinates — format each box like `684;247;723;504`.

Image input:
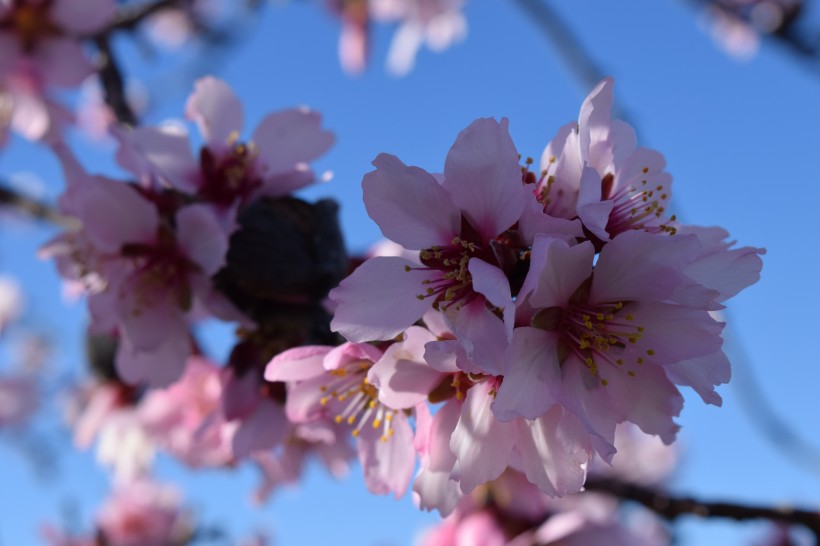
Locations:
176;204;228;275
323;342;383;370
51;0;115;33
265;346;332;382
514;406;591;496
117;282;186;352
681;225;765;303
413;401;462;515
518;199;583;245
596;355;684;444
368;326;443;409
528;237;594;310
35;37;93;87
450;383;515;493
252;108;334;175
185;76;243;152
628;301;724;364
284;376;328;422
578;77;615;166
358;414;415;497
221;368;259;420
363;153;461;250
442;118;528;240
663;350;730;406
444;298;509;376
329;256;435;342
424;339;469;374
576;164;615;241
115;126;199;192
491;327;560;421
76;178;158;253
115;333;190;387
254;168;316;198
591;230;700;304
0;34;20;77
231;399;288;459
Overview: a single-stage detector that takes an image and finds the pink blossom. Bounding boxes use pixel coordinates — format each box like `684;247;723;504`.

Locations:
266;339;426;497
330;118;530;373
371;0;467;75
0;275;22;332
115;76;334;215
492;231;730;458
535;78;676;244
45;148;234;386
138;356;234;467
330;0;467;75
0;0;115;141
96;481;192;546
0;374;38;428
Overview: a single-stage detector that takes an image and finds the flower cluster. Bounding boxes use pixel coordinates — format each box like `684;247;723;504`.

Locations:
0;0;115;144
44;77;334;387
328;77;764;505
331;0;467;75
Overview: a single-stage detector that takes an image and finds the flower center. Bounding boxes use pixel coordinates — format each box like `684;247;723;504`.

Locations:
318;361;396;442
199;140;262;206
602;169;677;238
8;4;58;53
533;298;656;386
413;236;481;310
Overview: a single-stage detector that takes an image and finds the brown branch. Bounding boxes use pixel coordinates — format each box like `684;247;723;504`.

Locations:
0;185;74;226
93;35;138;127
585;477;820;542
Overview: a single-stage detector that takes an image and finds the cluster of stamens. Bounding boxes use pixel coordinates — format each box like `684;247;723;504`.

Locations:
408;236;482;311
604;167;677;238
199;136;262;206
318;362;396;442
535;299;657;387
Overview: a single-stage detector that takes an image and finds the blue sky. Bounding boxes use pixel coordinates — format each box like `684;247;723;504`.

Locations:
1;1;820;544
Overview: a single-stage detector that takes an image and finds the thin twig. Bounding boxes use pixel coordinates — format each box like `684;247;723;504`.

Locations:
0;185;74;226
509;0;638;130
585;477;820;541
93;35;138;126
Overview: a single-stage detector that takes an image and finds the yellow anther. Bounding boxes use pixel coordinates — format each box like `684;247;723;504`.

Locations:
601;379;609;386
334;416;343;423
646;349;655;356
626;314;634;321
628;371;636;377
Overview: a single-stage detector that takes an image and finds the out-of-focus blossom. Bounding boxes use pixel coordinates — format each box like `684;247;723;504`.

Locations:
43;146;237;387
76;77;147;143
330;0;467;75
0;374;38;428
0;275;23;332
116;76;334;220
418;469;669;546
96;481;193;546
701;0;803;60
0;0;116;142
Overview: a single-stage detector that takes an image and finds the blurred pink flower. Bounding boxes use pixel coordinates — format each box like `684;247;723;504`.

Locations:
0;0;115;141
0;374;38;428
116;76;334;216
96;481;192;546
